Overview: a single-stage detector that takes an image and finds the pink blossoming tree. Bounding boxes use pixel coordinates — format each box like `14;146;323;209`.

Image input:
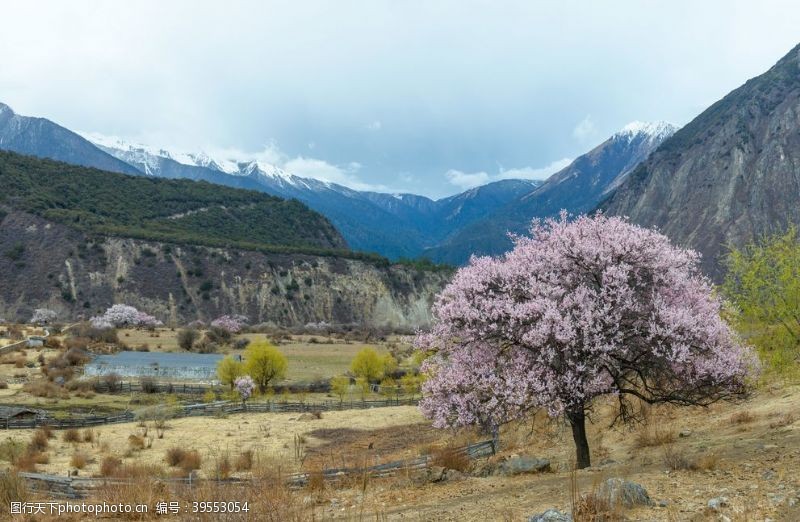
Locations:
91;304;162;330
417;213;758;469
210;315;248;334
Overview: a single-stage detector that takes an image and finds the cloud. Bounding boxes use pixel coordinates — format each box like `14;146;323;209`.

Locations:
572;114;598;142
445;169;491;190
445;158;572;190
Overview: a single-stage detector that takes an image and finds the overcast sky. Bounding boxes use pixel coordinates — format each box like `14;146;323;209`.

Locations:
2;1;800;198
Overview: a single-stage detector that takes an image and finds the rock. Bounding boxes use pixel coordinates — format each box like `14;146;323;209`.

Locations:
527;509;573;522
762;469;776;480
658;500;670;507
497;456;551;476
596;478;653;507
297;412;320;421
443;469;466;481
679;429;692;438
707;497;728;510
427;465;446;483
471;460;497;477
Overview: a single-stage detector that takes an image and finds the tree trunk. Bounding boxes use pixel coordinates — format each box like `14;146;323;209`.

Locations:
567;409;591;469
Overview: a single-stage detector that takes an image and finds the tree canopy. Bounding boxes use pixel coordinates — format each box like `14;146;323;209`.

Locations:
417;212;757;468
243;340;288;392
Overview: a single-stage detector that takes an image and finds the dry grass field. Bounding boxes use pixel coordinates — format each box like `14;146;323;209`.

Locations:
0;382;797;520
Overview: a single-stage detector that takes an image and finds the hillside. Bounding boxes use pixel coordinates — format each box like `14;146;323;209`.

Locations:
603;43;800;277
0;149;349;255
0;103;140;175
0;209;448;326
424;122;676;264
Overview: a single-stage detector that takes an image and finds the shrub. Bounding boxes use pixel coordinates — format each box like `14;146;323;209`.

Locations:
64;348;91;366
23;380;70;399
730;410;756;425
63;429;81;443
140;377;158;394
244;341;288;392
100;456;122;477
0;471;28;510
128;434;145;450
217;356;244;389
350;347;385;382
429;446;470;472
165;447;186;467
215;453;232;479
662;447;719;471
179;450;202;473
70;451;90;469
177;328;200;351
235;449;254;471
30;430;49;452
103;373;122;392
83;429;95;443
0;439;25;463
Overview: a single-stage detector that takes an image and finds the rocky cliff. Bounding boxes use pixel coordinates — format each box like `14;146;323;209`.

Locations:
603;43;800;278
0;211;448;327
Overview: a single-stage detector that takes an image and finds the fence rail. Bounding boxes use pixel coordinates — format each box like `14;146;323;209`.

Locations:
10;439;495;499
0;398;419;430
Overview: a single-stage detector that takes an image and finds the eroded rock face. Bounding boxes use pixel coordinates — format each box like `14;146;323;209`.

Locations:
604;43;800;279
0;211;449;327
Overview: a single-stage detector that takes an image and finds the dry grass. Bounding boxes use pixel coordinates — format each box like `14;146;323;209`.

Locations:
165;447;186;467
730;410;757;425
128;434;145;450
70;451;91;469
179;450;202;474
83;428;96;443
634;425;676;448
63;428;81;443
235;449;254;471
0;471;28;511
430;446;471;472
768;412;796;429
100;455;122;477
663;447;719;471
29;429;50;452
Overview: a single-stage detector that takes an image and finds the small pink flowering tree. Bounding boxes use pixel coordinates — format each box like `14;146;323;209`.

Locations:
91;304;163;329
234;375;256;407
210;315;248;335
417;212;758;469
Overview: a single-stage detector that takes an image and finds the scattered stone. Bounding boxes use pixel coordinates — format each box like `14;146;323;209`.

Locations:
427;465;446;483
471;460;497;477
679;429;692;437
707;496;728;510
762;469;776;480
596;478;653;507
658;499;670;507
527;509;573;522
497;456;551;476
443;469;466;481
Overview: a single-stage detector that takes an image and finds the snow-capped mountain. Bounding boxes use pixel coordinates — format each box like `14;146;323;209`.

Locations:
0;102;673;262
422;121;678;264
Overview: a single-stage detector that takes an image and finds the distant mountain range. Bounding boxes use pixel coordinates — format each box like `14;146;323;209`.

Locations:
0;101;673;262
604;42;800;277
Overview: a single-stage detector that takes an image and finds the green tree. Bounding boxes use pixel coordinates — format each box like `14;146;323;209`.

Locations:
400;373;422;399
216;356;244;390
330;375;350;404
379;377;398;399
724;226;800;374
355;376;370;401
381;353;398;375
244;340;288;392
350;347;385;382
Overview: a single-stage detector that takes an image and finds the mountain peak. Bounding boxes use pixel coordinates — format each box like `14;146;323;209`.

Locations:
0;102;12;114
614;121;677;143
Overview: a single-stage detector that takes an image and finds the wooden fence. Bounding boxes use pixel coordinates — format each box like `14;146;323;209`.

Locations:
1;398;420;430
11;439;496;499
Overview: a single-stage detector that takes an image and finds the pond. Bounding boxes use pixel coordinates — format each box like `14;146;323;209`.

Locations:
84;351;227;381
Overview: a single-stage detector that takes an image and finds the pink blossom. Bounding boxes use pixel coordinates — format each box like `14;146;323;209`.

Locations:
418;212;758;442
210;315;248;334
90;304;163;329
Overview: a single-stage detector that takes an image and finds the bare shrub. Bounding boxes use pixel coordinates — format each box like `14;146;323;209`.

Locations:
30;429;49;452
63;428;81;443
100;456;122;477
663;447;719;471
769;413;796;429
165;447;187;467
23;380;70;398
215;453;232;479
128;434;145;450
103;372;122;392
140;377;158;394
0;471;29;511
70;451;91;469
430;446;470;472
177;328;200;351
179;450;202;474
235;449;254;471
730;410;757;425
83;429;95;443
